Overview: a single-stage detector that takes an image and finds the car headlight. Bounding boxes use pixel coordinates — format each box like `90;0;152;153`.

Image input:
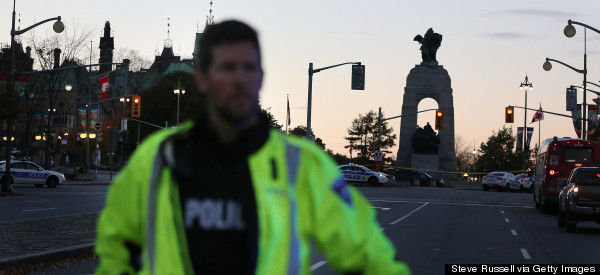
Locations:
59;174;65;178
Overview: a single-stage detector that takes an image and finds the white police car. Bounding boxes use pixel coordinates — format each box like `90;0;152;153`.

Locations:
0;160;66;188
338;163;389;185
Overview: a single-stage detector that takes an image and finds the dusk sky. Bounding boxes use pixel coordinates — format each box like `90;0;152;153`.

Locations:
3;0;600;161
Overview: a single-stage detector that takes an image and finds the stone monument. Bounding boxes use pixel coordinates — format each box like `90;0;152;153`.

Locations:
396;28;458;172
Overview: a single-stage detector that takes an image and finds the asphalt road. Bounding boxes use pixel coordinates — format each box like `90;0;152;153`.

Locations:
0;184;108;223
22;184;600;274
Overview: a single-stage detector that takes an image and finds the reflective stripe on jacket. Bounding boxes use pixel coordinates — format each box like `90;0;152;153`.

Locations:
95;122;411;275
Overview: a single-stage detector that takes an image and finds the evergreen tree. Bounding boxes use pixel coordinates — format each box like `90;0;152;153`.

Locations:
474;126;526;173
344;110;396;163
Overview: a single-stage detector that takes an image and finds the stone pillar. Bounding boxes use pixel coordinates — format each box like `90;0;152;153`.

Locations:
396;65;457;171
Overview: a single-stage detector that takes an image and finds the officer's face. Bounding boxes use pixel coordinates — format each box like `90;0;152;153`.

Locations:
195;42;263;125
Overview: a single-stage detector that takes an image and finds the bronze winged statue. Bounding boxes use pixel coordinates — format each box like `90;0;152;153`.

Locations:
414;28;443;68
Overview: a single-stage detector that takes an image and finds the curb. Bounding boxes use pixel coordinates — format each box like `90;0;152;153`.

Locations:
0;243;95;272
63;182;111;186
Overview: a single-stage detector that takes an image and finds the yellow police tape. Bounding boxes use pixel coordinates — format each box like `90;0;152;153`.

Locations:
361;163;530;178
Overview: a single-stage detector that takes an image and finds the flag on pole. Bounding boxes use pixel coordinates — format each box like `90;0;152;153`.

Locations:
98;75;109;100
287;95;291;126
531;106;544;123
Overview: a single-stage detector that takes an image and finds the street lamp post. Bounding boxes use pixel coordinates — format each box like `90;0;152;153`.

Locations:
306;61;362;141
173;81;185;127
119;97;130;115
63;132;69;166
544;57;586;138
552;19;600;140
1;0;63;193
44;108;56;169
472;148;476;173
519;75;533;170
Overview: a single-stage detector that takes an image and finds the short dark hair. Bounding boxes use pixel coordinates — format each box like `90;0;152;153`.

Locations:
195;20;261;72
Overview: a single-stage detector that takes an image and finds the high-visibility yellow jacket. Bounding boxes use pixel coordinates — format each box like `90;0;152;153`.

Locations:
95;123;411;275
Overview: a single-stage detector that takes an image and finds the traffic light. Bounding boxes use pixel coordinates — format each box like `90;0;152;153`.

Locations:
351;64;365;90
435;109;444;130
566;87;577;111
505;106;514;123
131;96;141;118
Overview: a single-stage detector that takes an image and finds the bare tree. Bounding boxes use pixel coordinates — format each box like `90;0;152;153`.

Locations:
113;47;152;94
22;20;94;168
27;19;94;70
455;135;475;173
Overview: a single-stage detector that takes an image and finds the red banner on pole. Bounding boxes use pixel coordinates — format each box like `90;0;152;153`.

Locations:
98;75;109;100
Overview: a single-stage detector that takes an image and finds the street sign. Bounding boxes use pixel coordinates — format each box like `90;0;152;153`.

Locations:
373;151;383;161
95;122;102;131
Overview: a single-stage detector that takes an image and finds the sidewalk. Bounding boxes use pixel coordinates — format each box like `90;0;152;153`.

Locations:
0;214;98;274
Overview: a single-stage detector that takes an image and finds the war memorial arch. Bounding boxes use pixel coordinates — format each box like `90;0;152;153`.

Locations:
395;28;458;172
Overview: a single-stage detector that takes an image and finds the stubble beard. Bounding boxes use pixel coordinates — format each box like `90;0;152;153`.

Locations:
214;98;259;129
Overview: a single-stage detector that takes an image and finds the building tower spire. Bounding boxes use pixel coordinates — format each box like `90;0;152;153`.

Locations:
205;1;214;29
98;21;114;74
164;17;173;49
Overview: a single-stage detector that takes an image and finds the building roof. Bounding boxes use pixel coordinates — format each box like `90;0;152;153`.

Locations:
162;61;194;75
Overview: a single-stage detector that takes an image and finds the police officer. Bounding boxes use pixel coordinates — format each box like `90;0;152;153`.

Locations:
95;20;410;275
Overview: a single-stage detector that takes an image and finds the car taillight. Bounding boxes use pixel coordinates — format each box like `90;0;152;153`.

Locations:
522;179;526;182
499;177;503;180
549;169;559;176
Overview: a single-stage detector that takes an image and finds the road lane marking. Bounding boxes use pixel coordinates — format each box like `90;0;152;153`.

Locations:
368;199;534;209
372;207;391;211
500;210;505;214
505;218;510;223
520;248;531;259
390;203;429;225
511;229;517;236
23;208;55;212
310;261;327;271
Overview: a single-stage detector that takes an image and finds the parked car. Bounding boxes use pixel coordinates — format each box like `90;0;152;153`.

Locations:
417;172;445;187
394;168;418;182
394;169;444;187
482;172;515;191
508;173;533;192
557;167;600;232
0;160;66;188
338;164;389;185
